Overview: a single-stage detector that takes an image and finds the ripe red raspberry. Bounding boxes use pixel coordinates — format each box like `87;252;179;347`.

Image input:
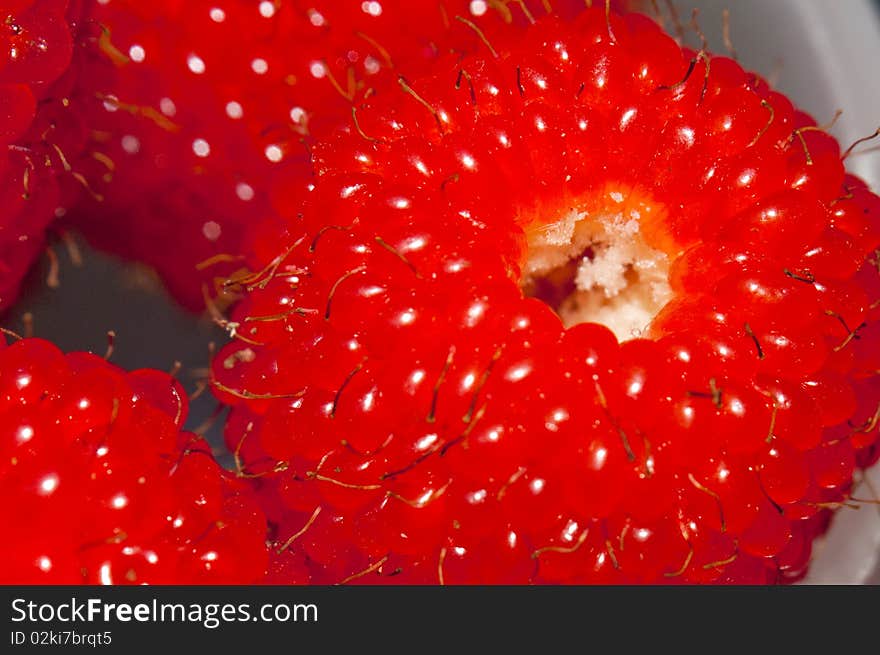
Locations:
213;7;880;584
61;1;597;310
1;0;91;310
0;336;269;584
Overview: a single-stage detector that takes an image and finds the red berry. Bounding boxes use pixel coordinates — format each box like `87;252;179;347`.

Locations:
0;337;269;584
210;6;880;585
1;0;90;310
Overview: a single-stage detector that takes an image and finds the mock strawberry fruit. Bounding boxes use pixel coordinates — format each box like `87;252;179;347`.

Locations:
61;0;598;310
1;0;91;310
212;6;880;584
0;336;269;584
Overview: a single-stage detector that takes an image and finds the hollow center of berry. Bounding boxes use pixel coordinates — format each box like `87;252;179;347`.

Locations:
520;189;672;341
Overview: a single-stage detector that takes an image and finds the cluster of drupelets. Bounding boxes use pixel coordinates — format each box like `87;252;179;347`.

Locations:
2;1;879;584
0;0;599;585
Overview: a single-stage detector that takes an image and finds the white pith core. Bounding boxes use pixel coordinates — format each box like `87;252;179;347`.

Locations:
522;196;672;341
